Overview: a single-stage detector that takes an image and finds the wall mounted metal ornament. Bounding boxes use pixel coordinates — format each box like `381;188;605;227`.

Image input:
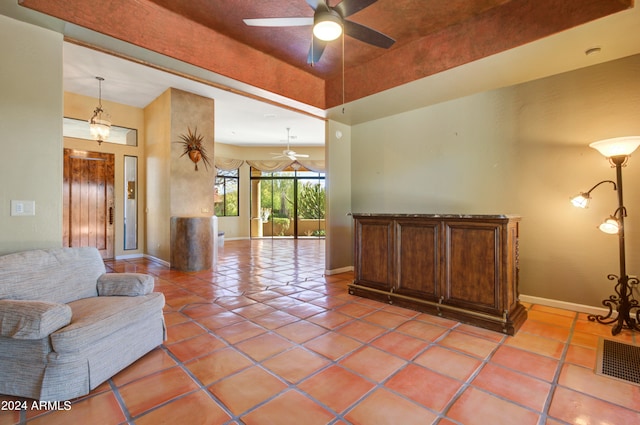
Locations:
176;127;211;171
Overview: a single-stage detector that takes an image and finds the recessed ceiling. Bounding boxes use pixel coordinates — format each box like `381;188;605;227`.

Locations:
3;0;640;148
19;0;634;110
144;0;512;79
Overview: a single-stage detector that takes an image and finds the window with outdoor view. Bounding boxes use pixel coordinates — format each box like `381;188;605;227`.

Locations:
250;166;325;239
214;168;239;216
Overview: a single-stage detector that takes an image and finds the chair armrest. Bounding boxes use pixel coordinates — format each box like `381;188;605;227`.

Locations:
97;273;155;296
0;300;72;339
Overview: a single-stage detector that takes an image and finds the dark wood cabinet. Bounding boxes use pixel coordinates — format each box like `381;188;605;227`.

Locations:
350;214;527;335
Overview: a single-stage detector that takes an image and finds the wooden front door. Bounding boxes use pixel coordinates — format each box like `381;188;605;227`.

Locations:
63;149;115;259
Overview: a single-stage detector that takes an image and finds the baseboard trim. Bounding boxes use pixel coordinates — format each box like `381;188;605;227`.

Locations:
113;253;171;268
114;253;144;260
325;266;354;276
520;295;612;316
143;254;170;267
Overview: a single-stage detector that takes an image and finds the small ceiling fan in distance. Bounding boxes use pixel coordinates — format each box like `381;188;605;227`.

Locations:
272;128;309;160
243;0;395;64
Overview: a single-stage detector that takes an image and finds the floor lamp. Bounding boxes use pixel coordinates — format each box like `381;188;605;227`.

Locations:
571;136;640;335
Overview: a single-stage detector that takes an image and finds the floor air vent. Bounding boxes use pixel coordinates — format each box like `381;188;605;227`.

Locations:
595;338;640;385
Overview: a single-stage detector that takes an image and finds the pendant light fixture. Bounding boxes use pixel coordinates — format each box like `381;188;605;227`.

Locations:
89;76;111;145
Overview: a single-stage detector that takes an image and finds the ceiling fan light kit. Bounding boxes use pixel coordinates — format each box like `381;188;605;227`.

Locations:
313;9;343;41
243;0;394;64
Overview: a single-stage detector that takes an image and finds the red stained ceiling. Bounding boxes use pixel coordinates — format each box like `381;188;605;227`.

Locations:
20;0;633;110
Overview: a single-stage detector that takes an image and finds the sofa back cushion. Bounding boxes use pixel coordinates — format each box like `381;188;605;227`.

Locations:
0;247;105;304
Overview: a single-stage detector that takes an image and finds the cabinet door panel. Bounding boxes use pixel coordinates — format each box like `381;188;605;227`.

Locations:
444;222;500;312
396;221;439;299
355;219;393;290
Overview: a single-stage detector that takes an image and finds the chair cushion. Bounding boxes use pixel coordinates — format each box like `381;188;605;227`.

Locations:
50;292;165;353
97;273;155;296
0;300;72;339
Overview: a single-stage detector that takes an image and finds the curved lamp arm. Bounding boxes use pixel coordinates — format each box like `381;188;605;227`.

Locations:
570;180;617;208
598;207;628;234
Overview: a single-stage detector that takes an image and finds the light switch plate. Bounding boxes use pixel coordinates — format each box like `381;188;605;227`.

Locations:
11;200;35;216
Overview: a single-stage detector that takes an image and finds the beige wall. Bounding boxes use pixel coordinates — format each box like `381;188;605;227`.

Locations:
350;54;640;307
325;121;352;272
169;89;216;217
0;15;63;255
144;89;172;260
145;88;215;263
63;92;146;258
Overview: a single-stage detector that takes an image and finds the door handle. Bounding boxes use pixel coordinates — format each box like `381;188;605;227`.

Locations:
109;207;114;225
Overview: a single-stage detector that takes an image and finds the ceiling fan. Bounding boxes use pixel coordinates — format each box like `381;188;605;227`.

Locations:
272;128;309;160
243;0;395;64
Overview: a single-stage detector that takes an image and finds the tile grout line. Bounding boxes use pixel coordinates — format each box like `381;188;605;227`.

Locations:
209;296;420;422
434;325;507;423
190;292;495;422
536;310;579;425
81;250;627;424
145;344;241;424
166;296;349;422
341;324;456;423
108;379;133;424
129;254;505;422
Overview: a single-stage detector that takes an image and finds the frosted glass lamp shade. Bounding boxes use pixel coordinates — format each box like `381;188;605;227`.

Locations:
89;115;111;141
589;136;640;158
570;193;590;208
88;76;111;144
313;10;342;41
599;216;620;234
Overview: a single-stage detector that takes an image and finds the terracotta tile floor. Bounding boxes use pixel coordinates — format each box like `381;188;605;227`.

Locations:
2;239;640;425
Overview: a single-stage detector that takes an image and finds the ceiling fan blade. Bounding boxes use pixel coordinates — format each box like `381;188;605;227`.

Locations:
344;20;395;48
307;38;328;64
334;0;377;18
243;17;313;27
294;153;310;158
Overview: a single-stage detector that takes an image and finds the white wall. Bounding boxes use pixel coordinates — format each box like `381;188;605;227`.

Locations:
351;54;640;307
0;15;63;254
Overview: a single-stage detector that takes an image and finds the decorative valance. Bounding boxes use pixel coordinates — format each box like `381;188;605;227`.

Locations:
246;160;294;172
297;160;325;173
247;159;326;173
214;157;244;171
